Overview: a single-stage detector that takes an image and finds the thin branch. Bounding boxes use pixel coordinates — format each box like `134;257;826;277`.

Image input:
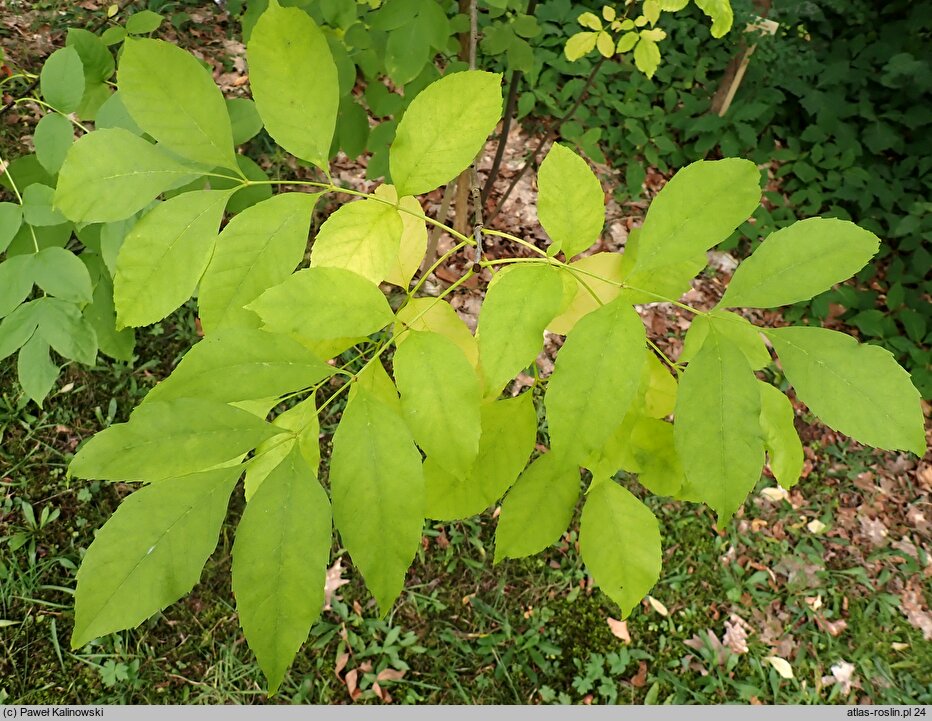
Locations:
481;0;538;204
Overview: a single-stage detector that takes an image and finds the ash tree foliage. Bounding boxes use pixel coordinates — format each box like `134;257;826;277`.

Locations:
12;0;923;695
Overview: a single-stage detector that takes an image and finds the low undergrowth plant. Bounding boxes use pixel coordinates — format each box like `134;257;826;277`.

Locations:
2;0;924;695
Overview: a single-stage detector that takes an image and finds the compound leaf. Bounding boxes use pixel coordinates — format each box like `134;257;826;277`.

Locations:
390;71;502;196
199;192;317;333
477;264;563;396
425;392;537;521
376;185;428;289
17;334;59;406
33;113;74;175
757;381;803;490
580;480;661;617
245;397;320;501
0;255;36;317
720;218;880;309
547;252;624;335
674;329;764;524
40;46;85;114
146;329;334;404
767;326;925;456
248;267;393;341
310;199;402;285
32;247;93;304
680;310;770;370
69;398;284;482
393;330;481;478
71;465;240;649
233;447;330;694
395;297;478;368
546;298;645;467
537;143;604;259
247;0;339;169
119;39;237;170
55;129;200;223
330;388;424;615
628;159;759;276
114;190;229;328
495;453;579;562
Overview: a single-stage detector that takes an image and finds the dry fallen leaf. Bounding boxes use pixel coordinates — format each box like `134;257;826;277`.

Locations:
764;656;794;679
630;660;648;688
607;617;631;644
647;596;669;617
829;660;857;694
806;519;827;534
323;559;350;610
760;487;789;502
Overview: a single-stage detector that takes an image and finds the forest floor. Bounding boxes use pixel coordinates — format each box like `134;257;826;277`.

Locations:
0;0;930;705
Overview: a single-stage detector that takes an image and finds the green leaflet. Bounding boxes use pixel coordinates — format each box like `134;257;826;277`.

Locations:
674;329;764;524
627;159;760;276
33;113;74;175
124;9;163;34
393;330;482;478
34;298;98;365
719;218;880;309
0;255;36;317
40;46;85;114
248;267;394;341
390;70;503;196
0;202;23;252
247;0;339;169
119;39;238;171
579;481;661;618
199;192;317;334
679;310;770;370
114;190;230;328
545;298;645;467
0;301;41;361
330;388;424;615
244;397;320;501
95;91;143;136
477;264;563;396
627;417;684;497
71;465;240;649
82;256;135;362
547;252;624;335
69;398;285;482
494;453;580;562
643;352;677;419
232;447;330;694
757;381;803;490
32;247;93;304
694;0;734;37
310;199;403;285
67;28;114;84
375;185;428;289
395;297;478;368
17;334;59;406
537;143;604;259
618;226;707;306
425;393;537;521
767;326;925;456
226;98;263;146
145;329;334;404
22;185;65;227
350;359;402;412
55;129;200;223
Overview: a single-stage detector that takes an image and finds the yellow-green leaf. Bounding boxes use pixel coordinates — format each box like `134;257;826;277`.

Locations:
580;481;661;617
